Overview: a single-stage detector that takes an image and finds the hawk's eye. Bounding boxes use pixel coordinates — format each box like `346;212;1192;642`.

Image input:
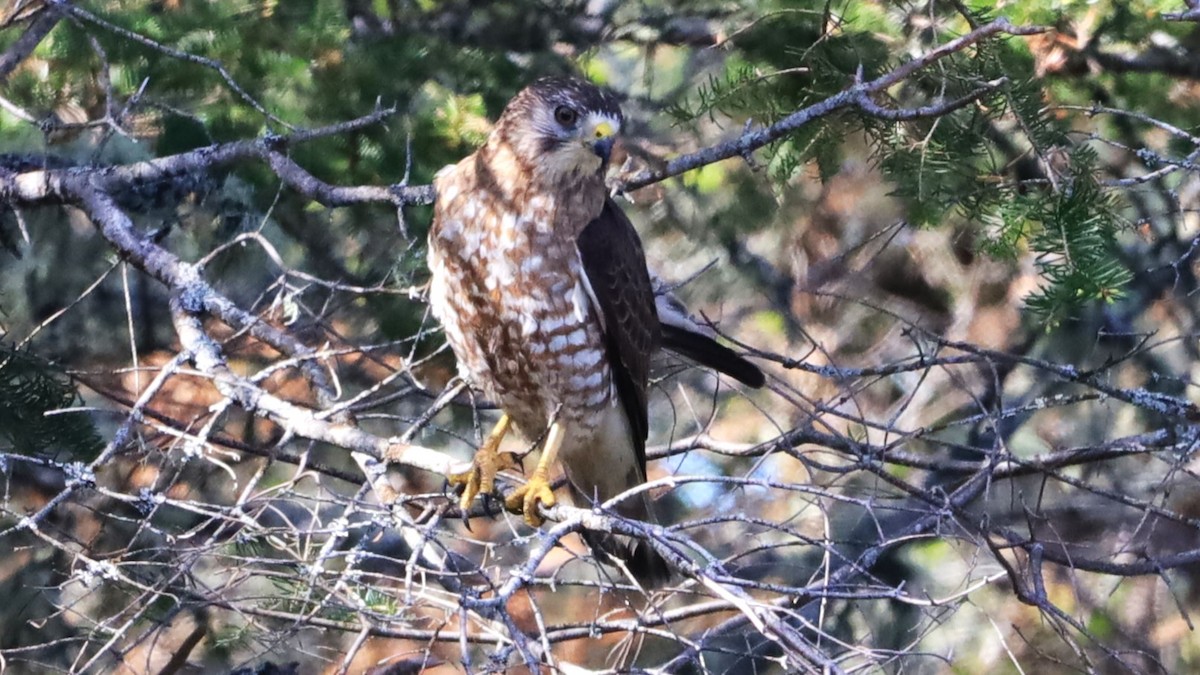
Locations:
553;105;578;127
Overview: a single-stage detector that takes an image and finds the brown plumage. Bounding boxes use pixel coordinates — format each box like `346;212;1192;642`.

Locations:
427;76;763;586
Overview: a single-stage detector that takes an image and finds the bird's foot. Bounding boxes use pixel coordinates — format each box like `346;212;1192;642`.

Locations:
448;441;518;511
504;467;556;527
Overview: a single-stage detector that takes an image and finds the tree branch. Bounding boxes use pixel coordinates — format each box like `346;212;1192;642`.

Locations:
618;18;1045;191
0;4;62;82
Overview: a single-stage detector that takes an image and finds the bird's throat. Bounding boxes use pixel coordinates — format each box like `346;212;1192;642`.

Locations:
481;138;607;230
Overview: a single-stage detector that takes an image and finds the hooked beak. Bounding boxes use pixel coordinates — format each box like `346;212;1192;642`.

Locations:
590;120;616;163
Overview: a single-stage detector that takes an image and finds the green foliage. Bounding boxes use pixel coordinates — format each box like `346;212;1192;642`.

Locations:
2;2;1199;672
0;344;103;460
359;587;402;617
3;0;1166;330
207;622;254;659
1022;149;1132;325
0;1;1189;332
0;0;570;364
666;2;1149;323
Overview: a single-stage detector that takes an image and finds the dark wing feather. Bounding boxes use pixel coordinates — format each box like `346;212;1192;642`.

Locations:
660;324;766;388
577;198;659;472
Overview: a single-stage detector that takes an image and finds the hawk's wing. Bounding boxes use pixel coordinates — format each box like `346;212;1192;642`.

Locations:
577;198;659;472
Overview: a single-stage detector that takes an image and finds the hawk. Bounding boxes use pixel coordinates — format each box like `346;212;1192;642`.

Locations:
428;77;764;585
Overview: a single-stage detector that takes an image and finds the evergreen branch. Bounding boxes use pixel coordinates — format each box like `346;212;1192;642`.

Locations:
0;107;431;210
47;0;288;127
1;20;1035;214
619;18;1045;191
1164;1;1200;22
0;345;102;459
851;76;1009;121
0;350;186;539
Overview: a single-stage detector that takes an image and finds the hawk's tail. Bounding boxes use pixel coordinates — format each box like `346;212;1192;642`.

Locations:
654;288;766;388
568;481;672;588
661;323;766;388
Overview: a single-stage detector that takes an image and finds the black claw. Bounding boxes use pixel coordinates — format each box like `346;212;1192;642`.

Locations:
480;492;499;518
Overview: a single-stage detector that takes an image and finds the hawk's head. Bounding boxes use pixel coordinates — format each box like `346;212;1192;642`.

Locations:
494;76;623;182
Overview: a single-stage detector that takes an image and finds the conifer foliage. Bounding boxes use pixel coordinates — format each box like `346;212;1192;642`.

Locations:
1;2;1199;673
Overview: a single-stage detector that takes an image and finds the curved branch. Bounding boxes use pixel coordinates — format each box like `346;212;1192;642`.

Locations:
618;18;1045;191
65;185;459;477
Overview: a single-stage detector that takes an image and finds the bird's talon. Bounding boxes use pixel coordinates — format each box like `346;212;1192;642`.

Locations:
480;492;500;518
447;466;480;511
504;471;556;527
448;442;519;512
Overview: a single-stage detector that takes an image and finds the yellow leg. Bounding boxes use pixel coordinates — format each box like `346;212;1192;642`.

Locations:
504;421;564;527
448;414;516;510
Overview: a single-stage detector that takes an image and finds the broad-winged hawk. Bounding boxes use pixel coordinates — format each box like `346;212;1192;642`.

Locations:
428;77;764;585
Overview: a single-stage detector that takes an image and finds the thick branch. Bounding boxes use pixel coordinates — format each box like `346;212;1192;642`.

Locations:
69;185;342;403
0;107;430;210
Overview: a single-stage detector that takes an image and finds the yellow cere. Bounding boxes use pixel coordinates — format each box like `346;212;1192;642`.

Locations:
592;121;614;139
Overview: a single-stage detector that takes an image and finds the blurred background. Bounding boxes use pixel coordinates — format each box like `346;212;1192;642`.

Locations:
2;1;1200;673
